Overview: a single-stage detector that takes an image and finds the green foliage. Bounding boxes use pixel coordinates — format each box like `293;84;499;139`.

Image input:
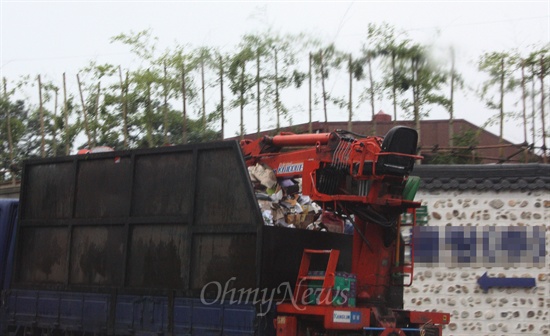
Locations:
237;30;307;129
311;44;346;79
478;51;517;109
364;22;449;123
394;43;448;122
0;98;28;181
477;51;521;143
350;58;365;81
310;43;347;122
292;69;306;88
2;26;548;168
111;29;158;61
228;45;255;104
76;61;122;148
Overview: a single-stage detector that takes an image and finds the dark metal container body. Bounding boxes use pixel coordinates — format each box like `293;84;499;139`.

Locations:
4;140;352;335
0;199;19;333
0;199;18;291
14;141;262;295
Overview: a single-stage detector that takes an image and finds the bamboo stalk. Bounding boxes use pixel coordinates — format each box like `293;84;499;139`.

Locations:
63;73;70;155
449;47;455;149
257;50;261;136
94;82;100;146
274;49;280;132
308;52;312;133
181;62;188;144
38;75;45;157
320;49;328;126
348;54;352;132
219;55;225;140
3;78;16;184
201;58;206;129
521;62;528;162
367;54;376;135
163;62;169;145
118;66;128;149
499;58;505;159
76;73;92;148
540;55;547;163
240;62;245;140
52;88;58;155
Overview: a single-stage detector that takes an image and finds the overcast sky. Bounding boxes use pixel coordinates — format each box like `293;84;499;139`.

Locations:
1;1;549;144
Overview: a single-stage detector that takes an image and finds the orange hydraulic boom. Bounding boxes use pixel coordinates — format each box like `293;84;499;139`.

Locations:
240;127;450;336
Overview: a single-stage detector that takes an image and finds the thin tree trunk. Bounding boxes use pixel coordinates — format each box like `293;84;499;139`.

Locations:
449;47;455;149
63;73;70;155
540;55;547;163
274;49;280;131
367;55;376;135
320;49;328;126
521;63;527;143
52;89;58;155
38;75;45;157
219;56;225;140
201;59;206;129
392;51;397;123
499;58;505;159
240;62;245;140
163;62;169;145
308;52;312;133
181;63;188;144
124;72;130;147
256;50;261;136
118;66;128;148
348;54;352;132
146;81;153;147
531;64;536;147
76;73;92;148
93;82;100;145
3;78;15;184
521;62;528;162
411;59;421;157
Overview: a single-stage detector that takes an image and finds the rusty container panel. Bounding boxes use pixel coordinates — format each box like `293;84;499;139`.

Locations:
69;226;125;286
16;227;68;284
190;234;256;294
21;163;74;220
131;152;194;217
14;141;263;295
194;148;255;226
127;224;189;289
75;157;132;218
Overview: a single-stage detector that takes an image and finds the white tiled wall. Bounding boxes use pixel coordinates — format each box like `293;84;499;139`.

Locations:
404;189;550;336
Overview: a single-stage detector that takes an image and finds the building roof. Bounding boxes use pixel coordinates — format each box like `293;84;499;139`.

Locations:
412;163;550;191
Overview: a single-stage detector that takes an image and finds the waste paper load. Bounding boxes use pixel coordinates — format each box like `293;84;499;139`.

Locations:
248;163;353;233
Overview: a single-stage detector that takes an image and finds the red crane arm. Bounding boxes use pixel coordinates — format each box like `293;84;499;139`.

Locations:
240;127;421;209
241;127;450;335
267;132;332;147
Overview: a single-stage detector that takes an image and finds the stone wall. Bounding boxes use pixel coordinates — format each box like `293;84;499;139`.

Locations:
404;189;550;336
